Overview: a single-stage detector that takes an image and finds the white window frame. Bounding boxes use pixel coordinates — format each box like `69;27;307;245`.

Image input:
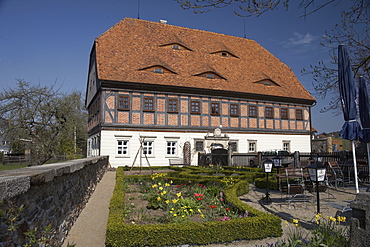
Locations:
141;141;153;157
117;140;129;156
115;135;131;158
139;136;156;157
283;141;291;152
166;141;177;157
165;137;180;157
248;140;257;153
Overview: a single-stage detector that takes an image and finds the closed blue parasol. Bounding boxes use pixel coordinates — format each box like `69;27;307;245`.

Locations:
338;44;362;193
358;76;370;179
359;76;370;142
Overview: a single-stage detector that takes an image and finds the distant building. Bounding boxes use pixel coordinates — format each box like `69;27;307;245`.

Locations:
0;119;10;154
0;136;10;154
85;18;316;167
332;138;352;151
312;136;333;153
311;133;352;152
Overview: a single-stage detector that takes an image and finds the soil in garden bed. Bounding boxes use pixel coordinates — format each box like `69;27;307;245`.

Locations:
124;180;239;225
124;184;167;224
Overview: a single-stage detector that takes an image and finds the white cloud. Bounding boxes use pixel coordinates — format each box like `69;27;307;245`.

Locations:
282;32;318;47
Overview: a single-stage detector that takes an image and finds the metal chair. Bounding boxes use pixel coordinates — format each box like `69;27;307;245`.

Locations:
327;161;345;188
284;168;307;204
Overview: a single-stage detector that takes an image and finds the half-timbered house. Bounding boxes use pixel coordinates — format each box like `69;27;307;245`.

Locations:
85;18;316;167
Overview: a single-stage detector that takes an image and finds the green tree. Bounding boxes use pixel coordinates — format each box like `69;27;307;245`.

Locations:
0;79;87;165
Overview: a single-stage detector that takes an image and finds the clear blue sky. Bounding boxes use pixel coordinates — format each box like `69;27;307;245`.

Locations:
0;0;350;133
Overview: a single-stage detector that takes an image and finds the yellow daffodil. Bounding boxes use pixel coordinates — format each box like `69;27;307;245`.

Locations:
151;184;158;188
170;180;173;184
292;219;299;224
165;183;170;187
176;192;181;197
158;182;162;185
172;199;178;203
330;216;336;222
337;216;346;222
165;200;170;204
157;196;161;201
159;186;163;190
200;214;205;218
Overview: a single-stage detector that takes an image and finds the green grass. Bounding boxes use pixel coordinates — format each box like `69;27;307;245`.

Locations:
0;164;28;171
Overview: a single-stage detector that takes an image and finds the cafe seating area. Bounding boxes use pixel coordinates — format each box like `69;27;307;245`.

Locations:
274;159;369;204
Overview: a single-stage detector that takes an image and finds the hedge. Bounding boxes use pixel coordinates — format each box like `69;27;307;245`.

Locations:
106;167;282;246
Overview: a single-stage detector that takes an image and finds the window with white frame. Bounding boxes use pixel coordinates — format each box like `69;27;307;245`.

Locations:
117;140;129;155
166;141;177;156
142;141;154;156
283;141;290;152
248;140;257;153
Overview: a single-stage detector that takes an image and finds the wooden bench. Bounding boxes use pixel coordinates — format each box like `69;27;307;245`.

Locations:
169;158;185;166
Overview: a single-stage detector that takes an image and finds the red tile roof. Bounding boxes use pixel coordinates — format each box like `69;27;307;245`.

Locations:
94;18;315;104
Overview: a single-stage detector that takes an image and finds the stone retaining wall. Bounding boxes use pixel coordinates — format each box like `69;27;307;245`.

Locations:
0;156;109;246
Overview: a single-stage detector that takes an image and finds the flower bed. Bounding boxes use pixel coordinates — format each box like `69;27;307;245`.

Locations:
106;167;282;246
124;173;249;225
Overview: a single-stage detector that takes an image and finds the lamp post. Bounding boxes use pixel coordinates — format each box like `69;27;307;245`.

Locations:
263;159;273;204
306;162;326;214
272;156;282;168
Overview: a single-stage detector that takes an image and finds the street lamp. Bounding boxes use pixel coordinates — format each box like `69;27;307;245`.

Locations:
306;162;326;214
272;156;282;168
263;159;273;204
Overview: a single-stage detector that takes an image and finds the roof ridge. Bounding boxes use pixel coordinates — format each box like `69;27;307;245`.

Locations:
98;17;255;43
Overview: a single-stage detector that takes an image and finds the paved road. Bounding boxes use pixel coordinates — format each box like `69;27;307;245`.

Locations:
62;170;116;247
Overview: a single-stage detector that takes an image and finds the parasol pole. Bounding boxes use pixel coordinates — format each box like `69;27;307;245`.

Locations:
368;143;370;180
351;141;360;194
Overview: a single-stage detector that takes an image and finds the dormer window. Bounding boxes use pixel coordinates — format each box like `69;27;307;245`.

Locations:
210;51;238;58
154;68;163;74
254;79;279;86
206;73;215;79
139;65;176;74
160;43;192;51
194;71;226;80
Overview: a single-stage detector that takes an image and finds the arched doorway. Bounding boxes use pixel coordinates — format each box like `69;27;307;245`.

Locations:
183;141;191;165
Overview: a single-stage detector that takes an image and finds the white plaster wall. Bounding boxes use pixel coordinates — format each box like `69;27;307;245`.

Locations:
96;130;311;167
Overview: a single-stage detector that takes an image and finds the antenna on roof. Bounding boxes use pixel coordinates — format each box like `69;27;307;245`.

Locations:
137;0;140;19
